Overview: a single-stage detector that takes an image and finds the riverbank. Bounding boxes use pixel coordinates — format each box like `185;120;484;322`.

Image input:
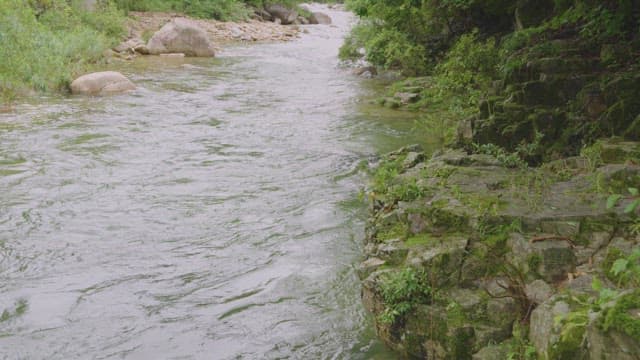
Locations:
126;11;300;45
346;0;640;358
0;1;338;105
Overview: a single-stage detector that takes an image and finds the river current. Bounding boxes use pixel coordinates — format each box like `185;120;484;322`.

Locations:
0;5;430;359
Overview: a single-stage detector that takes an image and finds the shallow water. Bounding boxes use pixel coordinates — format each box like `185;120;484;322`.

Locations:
0;6;436;359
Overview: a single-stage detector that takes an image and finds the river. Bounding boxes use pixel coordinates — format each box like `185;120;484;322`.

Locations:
0;5;431;359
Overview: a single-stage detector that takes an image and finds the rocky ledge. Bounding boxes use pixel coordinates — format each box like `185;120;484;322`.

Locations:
360;139;640;359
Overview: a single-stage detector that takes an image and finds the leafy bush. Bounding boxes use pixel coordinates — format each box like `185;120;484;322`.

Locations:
434;30;499;99
366;29;429;76
379;267;431;323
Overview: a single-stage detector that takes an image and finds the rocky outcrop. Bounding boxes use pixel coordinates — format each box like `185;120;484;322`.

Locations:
360;141;640;359
147;18;216;57
466;39;640;161
70;71;135;96
309;12;332;25
264;4;298;25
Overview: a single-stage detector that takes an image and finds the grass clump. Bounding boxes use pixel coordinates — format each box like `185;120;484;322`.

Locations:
0;0;126;102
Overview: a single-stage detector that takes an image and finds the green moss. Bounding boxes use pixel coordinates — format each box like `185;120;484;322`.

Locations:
446;301;467;328
602;290;640;340
377;222;408;242
405;233;438;247
456;192;507;216
484;232;509;249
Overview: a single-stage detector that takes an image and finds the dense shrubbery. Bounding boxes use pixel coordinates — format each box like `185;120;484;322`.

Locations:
344;0;640;153
113;0;321;21
0;0;126;101
342;0;516;75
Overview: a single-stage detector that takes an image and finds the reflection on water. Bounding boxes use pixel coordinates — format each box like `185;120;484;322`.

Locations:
0;5;437;359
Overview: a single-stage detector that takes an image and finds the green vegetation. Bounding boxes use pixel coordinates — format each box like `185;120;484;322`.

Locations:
606;248;640;288
601;289;640;340
552;279;619;359
607;187;640;215
113;0;305;20
344;0;640;160
507;323;537;360
379;267;431;323
0;0;126;101
1;0;330;102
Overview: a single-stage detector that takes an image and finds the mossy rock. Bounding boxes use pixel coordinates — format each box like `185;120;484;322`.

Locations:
587;290;640;359
598;164;640;194
598;139;640;164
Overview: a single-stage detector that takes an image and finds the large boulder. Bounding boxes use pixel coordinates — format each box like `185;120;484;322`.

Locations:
309;12;332;25
70;71;135;96
265;4;298;25
147;18;216;57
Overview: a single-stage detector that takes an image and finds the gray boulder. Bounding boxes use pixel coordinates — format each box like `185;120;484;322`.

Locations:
265;4;298;25
147;18;215;57
309;12;332;25
70;71;135;96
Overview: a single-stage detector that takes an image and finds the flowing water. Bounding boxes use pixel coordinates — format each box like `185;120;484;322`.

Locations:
0;6;434;359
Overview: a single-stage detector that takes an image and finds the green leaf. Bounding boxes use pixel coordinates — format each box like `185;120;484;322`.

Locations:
624;199;640;214
629;187;639;196
598;288;618;303
592;277;603;291
611;259;629;276
607;194;622;209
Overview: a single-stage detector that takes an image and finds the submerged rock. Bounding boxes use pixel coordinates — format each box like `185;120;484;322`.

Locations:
70;71;135;96
147;18;216;57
